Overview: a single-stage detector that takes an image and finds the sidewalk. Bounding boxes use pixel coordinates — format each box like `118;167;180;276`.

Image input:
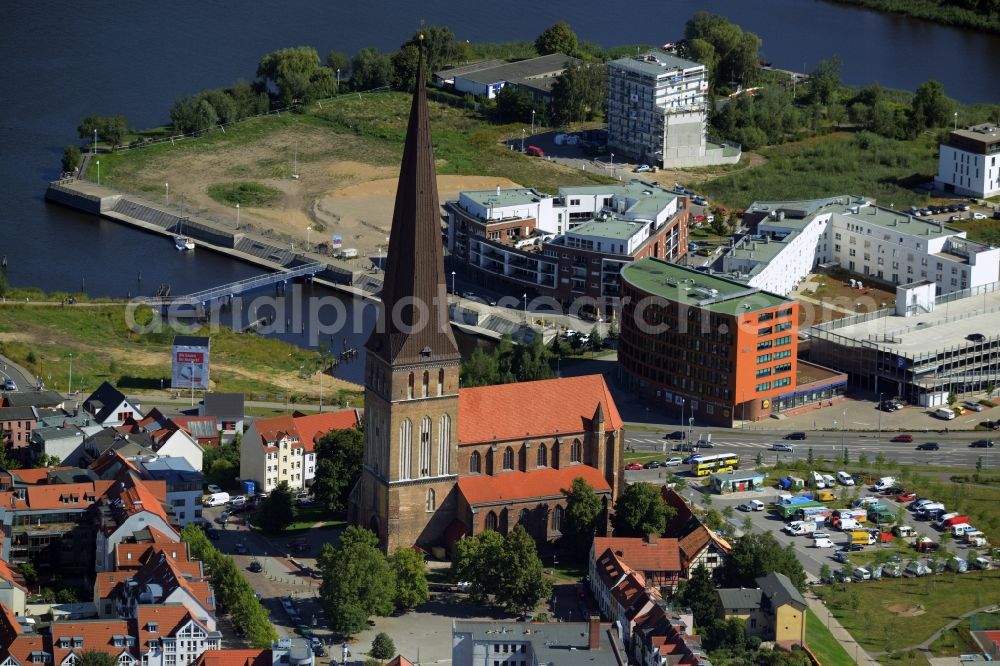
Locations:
805;591;878;666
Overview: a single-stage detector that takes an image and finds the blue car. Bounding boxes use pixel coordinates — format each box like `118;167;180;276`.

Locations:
682;454;702;464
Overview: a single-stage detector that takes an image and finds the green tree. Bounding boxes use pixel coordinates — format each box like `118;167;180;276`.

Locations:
387;547;429;610
391;44;421;91
807;447;814;465
551;62;607;125
228;81;270;119
461;345;501;387
819;563;831;583
684;12;761;89
351;48;394;91
948;391;958;406
402;26;463;75
843;448;850;466
257;47;328;105
686;38;718;82
858;452;869;467
703;617;747;653
678;564;720;628
257;481;296;533
0;443;21;470
202;435;240;490
369;632;395;662
100;115;128;149
720;531;807;590
0;274;7;299
562;477;603;553
496;524;551;612
312;425;364;513
452;529;505;604
77;114;102;142
202;89;239;125
18;562;37;585
612;482;671;537
62;145;82;174
318;526;396;636
326;50;350;75
535;21;578;56
588;326;604;353
77;652;118;666
170;95;219;133
809;57;842;105
910;80;954;131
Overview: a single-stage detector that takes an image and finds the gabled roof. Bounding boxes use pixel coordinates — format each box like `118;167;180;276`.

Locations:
201;393;244;419
250;416;299;447
457;465;610;506
194;650;271;666
757;572;806;610
291;410;361;452
100;472;173;531
137;604;213;653
678;525;731;565
662;487;700;538
0;480;113;511
0;560;27;594
592;536;681;573
2;390;64;409
0;407;37;422
8;467;71;485
457;374;623;444
385;657;416;666
716;587;762;610
89;449;142;478
365;53;460;367
171;416;219;441
50;618;135;663
83;381;139;424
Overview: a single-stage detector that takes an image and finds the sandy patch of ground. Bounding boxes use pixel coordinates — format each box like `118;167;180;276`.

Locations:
641;151;768;195
885;603;926;617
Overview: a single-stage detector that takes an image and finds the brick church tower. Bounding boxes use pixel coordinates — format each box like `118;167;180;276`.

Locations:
349;49;461;553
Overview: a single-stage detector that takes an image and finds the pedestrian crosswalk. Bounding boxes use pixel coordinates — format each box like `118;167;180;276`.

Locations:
626;437;770;448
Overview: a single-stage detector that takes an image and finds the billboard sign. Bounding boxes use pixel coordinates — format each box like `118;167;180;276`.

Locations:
172;339;210;390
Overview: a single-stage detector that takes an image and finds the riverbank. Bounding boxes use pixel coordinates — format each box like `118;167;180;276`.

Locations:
825;0;1000;35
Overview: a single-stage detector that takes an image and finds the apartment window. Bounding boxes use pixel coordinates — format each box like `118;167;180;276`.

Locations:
757;312;774;323
773;377;792;388
552;505;564;534
757;354;772;363
537;444;547;467
774;349;792;360
425;488;436;513
776;321;792;332
775;336;792;347
758;326;772;335
756;382;771;392
774;363;792;374
756;368;772;378
571;439;582;463
757;340;772;351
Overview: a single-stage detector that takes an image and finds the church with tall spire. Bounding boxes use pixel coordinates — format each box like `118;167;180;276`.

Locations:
349;47;625;555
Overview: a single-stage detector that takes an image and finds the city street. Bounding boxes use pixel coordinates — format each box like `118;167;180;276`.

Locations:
625;429;995;468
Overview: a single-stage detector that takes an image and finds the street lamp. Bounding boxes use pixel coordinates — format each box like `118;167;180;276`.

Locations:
96;160;100;185
877;392;883;440
531;109;535;136
523;293;528;321
688;416;694;442
610;153;615;179
306;225;312;246
521;129;525;152
235;203;240;229
165;182;169;205
336;68;340;93
190;363;195;407
67;353;73;395
93;129;97;156
451;270;456;294
841;408;847;456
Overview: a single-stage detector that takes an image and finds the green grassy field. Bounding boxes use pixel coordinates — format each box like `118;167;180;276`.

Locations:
814;571;1000;654
805;609;855;666
697;131;939;211
0;303;362;405
928;619;981;657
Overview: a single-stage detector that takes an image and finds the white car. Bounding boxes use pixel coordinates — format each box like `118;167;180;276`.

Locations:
664;458;683;466
973;212;987;220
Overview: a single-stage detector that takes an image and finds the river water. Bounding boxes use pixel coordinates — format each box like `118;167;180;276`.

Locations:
1;1;997;381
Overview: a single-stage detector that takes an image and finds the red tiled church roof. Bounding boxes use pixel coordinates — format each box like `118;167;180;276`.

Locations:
458;465;610;506
457;375;623;444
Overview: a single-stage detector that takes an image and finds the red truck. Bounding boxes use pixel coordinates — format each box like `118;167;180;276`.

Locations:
941;514;970;529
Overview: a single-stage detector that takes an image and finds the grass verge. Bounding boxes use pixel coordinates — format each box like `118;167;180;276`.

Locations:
813;571;1000;654
805;609;855;666
928;619;980;657
207;181;283;207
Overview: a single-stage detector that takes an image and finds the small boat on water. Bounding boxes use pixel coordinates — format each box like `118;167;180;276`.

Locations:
174;236;195;251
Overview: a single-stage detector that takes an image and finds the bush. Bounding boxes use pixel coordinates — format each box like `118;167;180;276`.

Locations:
206;182;282;207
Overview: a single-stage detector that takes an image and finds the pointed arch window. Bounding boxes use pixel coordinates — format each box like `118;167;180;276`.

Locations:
571;439;582;463
537;444;548;468
438;369;445;396
438;414;451;476
519;508;530;525
485;511;498;531
502;446;514;471
419;416;432;477
425;488;436;512
407;372;414;400
552;505;564;534
469;450;481;474
422;370;429;398
399;419;412;480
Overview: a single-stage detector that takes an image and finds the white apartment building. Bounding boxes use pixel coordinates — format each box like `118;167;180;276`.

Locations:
935;124;1000;198
606;51;738;168
723;196;1000;297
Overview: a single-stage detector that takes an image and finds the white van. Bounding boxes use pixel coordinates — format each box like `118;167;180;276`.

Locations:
853;567;871;581
837;471;855;486
839;518;861;531
874;477;896;491
204;492;231;507
810;471;826;489
812;537;835;548
952;524;975;537
934;407;956;420
822;474;836;488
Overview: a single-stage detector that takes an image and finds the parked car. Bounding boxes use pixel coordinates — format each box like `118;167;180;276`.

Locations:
664;458;683;466
234;543;247;554
682;454;702;464
525;145;545;157
738;500;765;512
634;164;652;173
785;432;807;440
663;431;686;440
813;537;836;548
248;560;263;573
206;484;223;494
625;462;643;470
891;434;913;443
963;401;984;412
970;439;995;448
897;492;917;502
916;442;940;451
643;461;664;469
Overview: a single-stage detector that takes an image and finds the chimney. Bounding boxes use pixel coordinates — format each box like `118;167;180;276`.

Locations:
589;616;601;650
645;532;659;544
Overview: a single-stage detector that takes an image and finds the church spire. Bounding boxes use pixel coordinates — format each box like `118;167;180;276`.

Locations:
366;40;460;365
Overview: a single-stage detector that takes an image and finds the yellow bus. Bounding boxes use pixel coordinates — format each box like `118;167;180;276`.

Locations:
690;453;740;476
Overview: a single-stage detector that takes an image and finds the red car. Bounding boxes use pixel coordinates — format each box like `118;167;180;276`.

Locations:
625;462;643;471
897;491;917;502
891;434;913;443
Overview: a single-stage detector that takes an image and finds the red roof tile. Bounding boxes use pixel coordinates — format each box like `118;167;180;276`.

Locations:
458;465;610;506
137;605;205;651
194;650;271;666
291;410;361;452
0;560;26;592
386;657;416;666
678;525;732;565
9;468;69;484
94;572;124;600
592;536;682;573
50;618;134;664
457;374;623;444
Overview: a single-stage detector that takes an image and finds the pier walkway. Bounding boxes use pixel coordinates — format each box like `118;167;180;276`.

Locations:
142;262;326;308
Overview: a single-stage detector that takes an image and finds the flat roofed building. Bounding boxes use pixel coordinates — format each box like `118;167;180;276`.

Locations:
445;180;687;311
618;258;808;426
607;51;739;168
437;53;580;101
452;619;627;666
935;123;1000;198
724;195;1000;297
810;278;1000;405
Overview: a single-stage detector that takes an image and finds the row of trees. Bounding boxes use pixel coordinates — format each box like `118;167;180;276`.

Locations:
317;526;429;636
170;81;270;134
181;524;278;647
684;12;762;92
460;333;555;387
77;113;129;149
